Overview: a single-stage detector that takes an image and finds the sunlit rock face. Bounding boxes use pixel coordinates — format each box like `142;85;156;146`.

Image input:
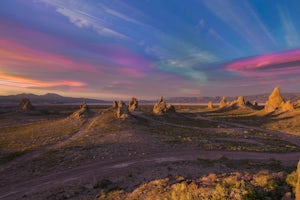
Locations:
19;98;34;111
128;97;138;112
116;101;130;119
153;96;175;115
237;96;246;107
112;101;118;109
69;101;90;120
265;87;294;112
207;101;213;109
219;96;227;108
280;100;295;111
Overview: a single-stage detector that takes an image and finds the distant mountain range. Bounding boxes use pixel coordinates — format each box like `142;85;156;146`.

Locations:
167;93;300;104
1;92;299;106
0;93;109;105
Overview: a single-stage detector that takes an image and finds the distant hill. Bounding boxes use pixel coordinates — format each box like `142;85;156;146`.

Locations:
167;93;300;104
0;93;109;105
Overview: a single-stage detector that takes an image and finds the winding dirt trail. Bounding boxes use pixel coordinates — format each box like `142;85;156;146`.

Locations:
1;112;300;199
0;116;98;173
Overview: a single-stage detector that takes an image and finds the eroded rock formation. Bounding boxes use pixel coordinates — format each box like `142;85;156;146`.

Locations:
153;96;175;114
281;100;295;111
116;101;130;119
80;101;88;109
128;97;138;112
237;96;246;107
208;101;213;109
112;101;118;109
252;100;258;107
19;98;34;111
219;96;227;108
70;101;90;120
265;87;284;112
265;87;294;112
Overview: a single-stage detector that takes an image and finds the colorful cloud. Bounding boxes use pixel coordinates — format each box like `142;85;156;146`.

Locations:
225;49;300;76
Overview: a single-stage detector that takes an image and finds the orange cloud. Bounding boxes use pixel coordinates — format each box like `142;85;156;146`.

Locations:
0;73;86;88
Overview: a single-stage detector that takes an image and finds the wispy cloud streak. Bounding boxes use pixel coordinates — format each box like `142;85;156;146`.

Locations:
278;6;299;47
202;0;276;52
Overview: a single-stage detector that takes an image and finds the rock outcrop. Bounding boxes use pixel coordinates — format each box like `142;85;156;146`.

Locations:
237;96;246;107
208;101;213;109
265;87;284;112
219;96;227;108
80;101;88;109
116;101;130;119
252;100;258;106
281;100;295;112
70;101;90;120
296;160;300;200
153;96;175;114
19;98;34;111
112;101;118;109
128;97;138;112
265;87;294;112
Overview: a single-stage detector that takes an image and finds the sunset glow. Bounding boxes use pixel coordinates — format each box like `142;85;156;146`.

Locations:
1;0;300;99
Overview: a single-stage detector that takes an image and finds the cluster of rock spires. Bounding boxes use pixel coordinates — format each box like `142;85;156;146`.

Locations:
214;95;257;109
112;97;139;119
19;98;34;111
153;96;175;115
208;87;296;112
112;96;175;118
16;86;298;119
264;87;294;112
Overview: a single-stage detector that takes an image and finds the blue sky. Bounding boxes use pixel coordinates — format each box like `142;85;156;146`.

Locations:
0;0;300;99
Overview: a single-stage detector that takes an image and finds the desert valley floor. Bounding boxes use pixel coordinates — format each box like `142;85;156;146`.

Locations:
1;103;300;199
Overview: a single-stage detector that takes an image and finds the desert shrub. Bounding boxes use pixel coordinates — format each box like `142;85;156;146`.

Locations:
286;171;297;192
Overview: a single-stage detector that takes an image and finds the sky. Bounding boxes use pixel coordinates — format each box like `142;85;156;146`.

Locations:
0;0;300;100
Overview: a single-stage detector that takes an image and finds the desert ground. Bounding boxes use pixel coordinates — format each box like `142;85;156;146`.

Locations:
0;101;300;199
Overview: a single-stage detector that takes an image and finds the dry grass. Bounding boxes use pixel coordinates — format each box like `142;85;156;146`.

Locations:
99;170;295;200
0;118;83;163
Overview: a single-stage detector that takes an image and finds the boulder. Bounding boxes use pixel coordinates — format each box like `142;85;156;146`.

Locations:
19;98;34;111
116;101;130;119
153;96;175;114
208;101;213;109
219;96;227;108
128;97;138;112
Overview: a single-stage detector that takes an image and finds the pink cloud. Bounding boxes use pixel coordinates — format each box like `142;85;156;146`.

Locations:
0;39;101;73
225;49;300;77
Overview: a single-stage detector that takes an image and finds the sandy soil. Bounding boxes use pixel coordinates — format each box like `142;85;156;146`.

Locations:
1;106;300;199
